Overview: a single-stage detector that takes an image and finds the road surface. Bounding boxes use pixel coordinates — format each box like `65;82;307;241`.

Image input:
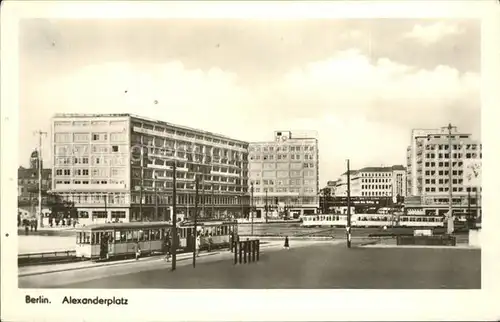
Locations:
31;241;480;289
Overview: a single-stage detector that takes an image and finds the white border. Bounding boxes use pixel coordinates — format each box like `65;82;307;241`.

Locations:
2;1;499;321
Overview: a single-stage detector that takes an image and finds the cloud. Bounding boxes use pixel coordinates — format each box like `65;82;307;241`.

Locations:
22;49;480;185
403;22;464;45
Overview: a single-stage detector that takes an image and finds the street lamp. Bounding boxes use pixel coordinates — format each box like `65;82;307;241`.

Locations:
442;123;456;235
250;182;254;236
154;172;158;221
346;159;352;248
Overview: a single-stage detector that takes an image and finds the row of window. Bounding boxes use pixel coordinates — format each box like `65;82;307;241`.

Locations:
55;179;126;186
250;154;315;161
424;170;464;176
361;178;391;183
57;194;129;205
132;124;247;150
424;153;481;161
249;145;315;153
77;211;126;219
424;143;480;151
55;144;127;155
55;168;126;177
55;156;127;166
54;120;126;127
361;185;391;190
424;186;478;193
253;187;315;193
361;191;391;196
360;172;394;177
250;179;315;186
78;224;234;245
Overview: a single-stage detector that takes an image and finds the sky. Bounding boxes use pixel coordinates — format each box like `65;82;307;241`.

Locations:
19;19;481;186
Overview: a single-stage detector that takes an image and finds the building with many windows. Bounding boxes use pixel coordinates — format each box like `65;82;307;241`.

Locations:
405;127;482;217
335;165;407;206
51;114;250;225
248;131;319;218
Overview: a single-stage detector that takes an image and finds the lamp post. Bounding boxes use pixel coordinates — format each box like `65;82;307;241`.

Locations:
211;183;215;219
251;182;254;236
139;147;144;222
154;173;158;221
265;188;268;223
442;123;456;235
193;173;199;268
346;159;352;248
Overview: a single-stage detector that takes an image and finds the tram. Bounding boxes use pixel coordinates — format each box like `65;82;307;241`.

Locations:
301;213;444;229
75;220;238;260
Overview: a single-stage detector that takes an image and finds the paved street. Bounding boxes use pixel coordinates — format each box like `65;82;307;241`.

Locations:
56;242;480;289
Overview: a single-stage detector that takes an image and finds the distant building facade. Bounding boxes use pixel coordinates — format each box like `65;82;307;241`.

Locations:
51;113;250;225
405;127;482;217
18;150;52;217
248;131;319;218
335;165;407;204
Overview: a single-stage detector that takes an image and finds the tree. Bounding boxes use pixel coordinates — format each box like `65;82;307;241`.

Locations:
46;193;77;224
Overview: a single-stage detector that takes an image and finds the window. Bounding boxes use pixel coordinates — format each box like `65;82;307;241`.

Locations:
73;133;90;142
92;133;108;141
110;132;126;142
112;145;119;152
55;133;72;143
63;169;71;176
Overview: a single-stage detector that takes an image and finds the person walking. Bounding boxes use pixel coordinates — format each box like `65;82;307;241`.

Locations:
284;236;290;250
163;234;171;262
134;241;141;260
195;235;201;257
208;233;213;253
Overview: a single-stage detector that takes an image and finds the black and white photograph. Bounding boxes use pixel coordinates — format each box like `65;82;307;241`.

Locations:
1;1;499;321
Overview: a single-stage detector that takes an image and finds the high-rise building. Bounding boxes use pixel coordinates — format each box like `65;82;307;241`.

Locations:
248;130;319;218
405;127;482;216
335;165;407;204
51;113;249;225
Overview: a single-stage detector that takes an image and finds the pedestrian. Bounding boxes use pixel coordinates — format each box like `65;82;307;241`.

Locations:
284;236;290;250
196;235;201;257
135;241;141;260
163;234;171;262
208;233;213;253
25;224;29;235
34;219;38;232
229;231;234;253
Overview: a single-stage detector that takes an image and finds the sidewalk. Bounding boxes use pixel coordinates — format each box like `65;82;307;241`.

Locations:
18;240;297;277
361;244;479;250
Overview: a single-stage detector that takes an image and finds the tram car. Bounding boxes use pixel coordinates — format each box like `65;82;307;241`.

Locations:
75;220;238;260
301;213;444;229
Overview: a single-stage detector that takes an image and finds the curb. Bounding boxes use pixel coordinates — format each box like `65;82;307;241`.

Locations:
18;252;220;278
19;242;284;278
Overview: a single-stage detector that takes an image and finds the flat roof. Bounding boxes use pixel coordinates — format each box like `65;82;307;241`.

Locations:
52;113;249;146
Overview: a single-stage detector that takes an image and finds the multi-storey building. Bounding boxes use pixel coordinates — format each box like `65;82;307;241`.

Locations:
405;127;482;216
335;165;407;204
51;113;250;225
248;131;319;218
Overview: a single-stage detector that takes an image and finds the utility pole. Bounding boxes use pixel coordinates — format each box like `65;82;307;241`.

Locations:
154;173;158;221
140;147;144;222
104;193;108;221
34;130;47;228
442;123;456;235
171;159;177;271
193;174;199;268
251;182;254;235
467;188;471;228
347;159;352;248
211;183;215;219
265;188;268;223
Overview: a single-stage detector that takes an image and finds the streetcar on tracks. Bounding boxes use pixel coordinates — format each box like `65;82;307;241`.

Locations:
75;220;238;260
301;213;444;229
